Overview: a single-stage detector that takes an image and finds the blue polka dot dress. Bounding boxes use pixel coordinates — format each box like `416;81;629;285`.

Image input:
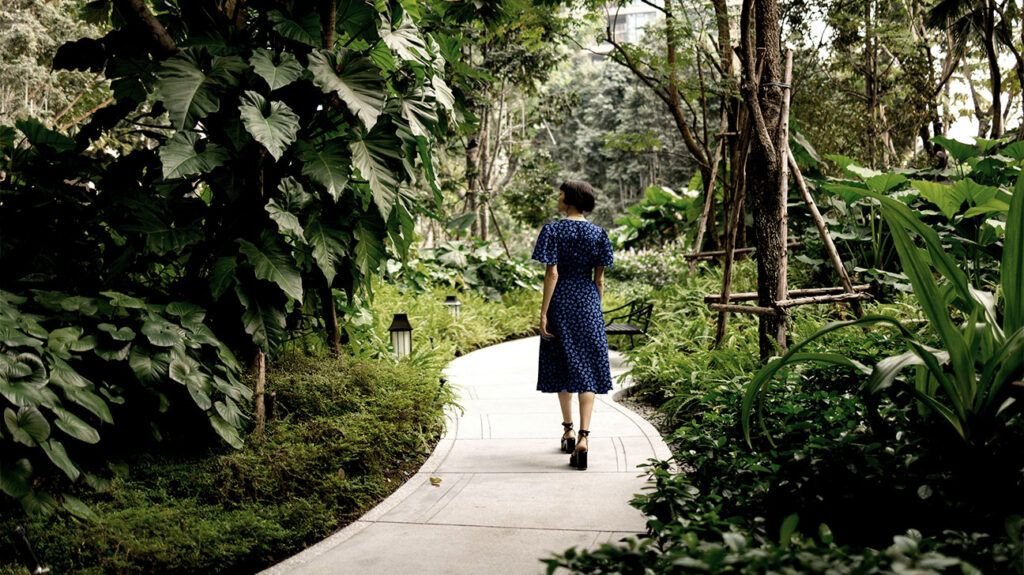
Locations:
531;219;615;394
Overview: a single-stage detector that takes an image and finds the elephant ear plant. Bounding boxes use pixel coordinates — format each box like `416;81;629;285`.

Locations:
742;174;1023;445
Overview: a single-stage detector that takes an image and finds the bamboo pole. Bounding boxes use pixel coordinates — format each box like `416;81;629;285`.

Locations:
788;149;864;317
709;303;779;315
705;284;871;303
774;292;873;308
772;49;794;351
685;241;802;260
690;128;726;272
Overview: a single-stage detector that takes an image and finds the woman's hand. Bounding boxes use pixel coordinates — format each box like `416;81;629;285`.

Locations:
539;313;552;338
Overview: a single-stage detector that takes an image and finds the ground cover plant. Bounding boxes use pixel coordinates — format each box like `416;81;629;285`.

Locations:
0;285;546;574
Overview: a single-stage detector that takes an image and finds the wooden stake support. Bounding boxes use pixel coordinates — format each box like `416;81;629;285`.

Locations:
704;49;870;341
705;284;871;303
685;241;802;261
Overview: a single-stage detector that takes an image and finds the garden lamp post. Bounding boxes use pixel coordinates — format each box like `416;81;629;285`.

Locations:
443;295;462;319
389;313;413;359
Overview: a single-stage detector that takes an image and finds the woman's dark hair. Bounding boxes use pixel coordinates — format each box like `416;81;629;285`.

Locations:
559;180;596;213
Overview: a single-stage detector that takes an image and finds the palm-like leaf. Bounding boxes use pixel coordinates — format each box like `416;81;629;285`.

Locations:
237;237;303;303
351;124;404;219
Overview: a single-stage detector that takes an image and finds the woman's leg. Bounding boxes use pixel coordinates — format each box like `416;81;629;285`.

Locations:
578;392;595;437
558;391;574;430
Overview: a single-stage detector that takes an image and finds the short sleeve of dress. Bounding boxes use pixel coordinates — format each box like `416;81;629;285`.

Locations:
595;228;614;267
531;223;558;265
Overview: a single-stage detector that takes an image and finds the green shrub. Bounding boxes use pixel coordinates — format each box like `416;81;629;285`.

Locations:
0;352;454;574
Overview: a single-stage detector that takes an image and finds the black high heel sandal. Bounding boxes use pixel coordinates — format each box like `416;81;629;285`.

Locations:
569;430;589;470
560;422;575;453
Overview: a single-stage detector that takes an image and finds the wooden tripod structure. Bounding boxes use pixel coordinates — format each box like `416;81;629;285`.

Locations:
686;50;872;348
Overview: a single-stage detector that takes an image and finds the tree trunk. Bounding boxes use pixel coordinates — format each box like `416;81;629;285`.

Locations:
465;134;481;238
983;0;1003;138
253;349;266;436
741;0;788;361
320;282;340;356
112;0;178;59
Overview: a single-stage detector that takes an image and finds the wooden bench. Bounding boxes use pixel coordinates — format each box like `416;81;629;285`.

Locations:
603;300;653;348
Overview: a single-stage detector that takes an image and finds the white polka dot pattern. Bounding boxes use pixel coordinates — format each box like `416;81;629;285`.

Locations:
531;219;615;394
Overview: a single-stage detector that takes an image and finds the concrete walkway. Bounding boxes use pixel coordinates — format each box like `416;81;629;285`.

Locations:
262;336;671;575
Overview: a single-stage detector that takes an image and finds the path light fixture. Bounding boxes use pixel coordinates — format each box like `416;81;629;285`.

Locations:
389;313;413;359
443;295;462;318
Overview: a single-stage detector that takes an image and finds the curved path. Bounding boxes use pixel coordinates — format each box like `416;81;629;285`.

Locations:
262;336;670;574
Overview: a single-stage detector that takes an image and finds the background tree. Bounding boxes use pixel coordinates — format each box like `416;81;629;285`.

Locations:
0;0;110;128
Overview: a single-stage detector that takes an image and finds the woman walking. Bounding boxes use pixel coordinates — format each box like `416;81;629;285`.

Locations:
531;181;614;470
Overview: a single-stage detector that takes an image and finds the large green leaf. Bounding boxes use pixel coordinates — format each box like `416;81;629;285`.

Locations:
401;92;439;139
129;347;169;384
166;302;206;327
97;323;136;342
351;125;403;219
5;353;48;386
298;140;351;201
15;118;75;152
159;132;229;180
266;199;305;242
209;257;237;301
278;177;313;212
234;285;286;352
249;48;304;90
209;413;243;449
157;49;247;130
931;136;978;163
858;190;977;412
169;352;205;387
101;291;146;309
141;316;186;348
214;398;246;428
1003;176;1024;335
954;177;1000;208
0;458;32;498
40;438;79;481
238;91;300;161
48;357;91;389
63;495;100;523
48;327;84;357
63;388;113;424
238;238;304;302
866;173;907;194
305;217;349;285
354;219;388;278
267;9;320;46
912;180;962;219
52;406;100;444
381;12;430;65
4;406;50;446
308;49;386;129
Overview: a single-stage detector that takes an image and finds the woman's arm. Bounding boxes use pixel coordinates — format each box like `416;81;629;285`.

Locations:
540;264;558;337
594;266;605;302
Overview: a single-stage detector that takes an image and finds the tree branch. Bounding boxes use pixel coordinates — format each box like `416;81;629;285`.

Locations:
113;0;177;59
739;0;775;160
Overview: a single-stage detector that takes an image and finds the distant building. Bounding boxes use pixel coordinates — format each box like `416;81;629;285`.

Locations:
606;1;663;45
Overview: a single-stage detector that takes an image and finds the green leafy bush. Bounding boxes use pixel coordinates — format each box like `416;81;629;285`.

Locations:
0;353;453;574
386;240;542;298
1;289;248;516
609;185;702;249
